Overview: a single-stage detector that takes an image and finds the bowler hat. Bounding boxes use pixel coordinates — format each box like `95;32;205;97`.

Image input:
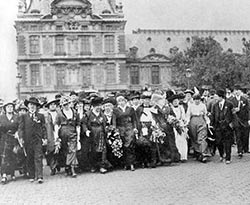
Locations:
24;97;41;107
217;89;226;98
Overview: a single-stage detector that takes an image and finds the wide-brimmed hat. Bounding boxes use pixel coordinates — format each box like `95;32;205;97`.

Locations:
116;93;127;102
103;97;116;106
45;99;60;108
151;93;164;104
24;97;41;107
141;91;152;99
60;96;72;106
168;94;180;103
3;102;15;112
184;89;195;95
91;97;103;106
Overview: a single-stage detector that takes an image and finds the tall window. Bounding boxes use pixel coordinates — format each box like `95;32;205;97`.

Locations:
56;67;66;86
55;36;65;55
68;67;80;84
80;36;91;55
29;36;40;54
30;64;41;86
130;66;139;85
106;64;116;84
104;35;115;53
152;65;160;84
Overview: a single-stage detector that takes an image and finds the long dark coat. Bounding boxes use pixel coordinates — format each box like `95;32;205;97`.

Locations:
211;100;234;143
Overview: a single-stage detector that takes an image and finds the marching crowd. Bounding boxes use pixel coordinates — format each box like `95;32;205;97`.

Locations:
0;85;249;184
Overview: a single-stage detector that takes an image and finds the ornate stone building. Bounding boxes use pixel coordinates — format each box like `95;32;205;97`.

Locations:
16;0;127;98
16;0;250;98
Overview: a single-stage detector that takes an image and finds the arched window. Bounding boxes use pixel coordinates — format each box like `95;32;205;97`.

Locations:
167;37;171;42
186;37;191;43
224;37;228;42
242;37;246;42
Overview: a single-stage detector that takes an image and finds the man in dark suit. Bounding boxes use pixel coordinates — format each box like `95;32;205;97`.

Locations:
231;85;250;158
19;97;47;183
211;89;234;164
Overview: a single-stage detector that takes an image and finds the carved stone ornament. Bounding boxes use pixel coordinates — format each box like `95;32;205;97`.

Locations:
141;54;170;62
51;0;92;19
128;46;138;59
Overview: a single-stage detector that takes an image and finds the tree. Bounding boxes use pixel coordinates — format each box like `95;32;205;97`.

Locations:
170;36;250;90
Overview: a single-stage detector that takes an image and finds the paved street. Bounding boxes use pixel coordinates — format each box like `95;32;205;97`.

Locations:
1;147;250;205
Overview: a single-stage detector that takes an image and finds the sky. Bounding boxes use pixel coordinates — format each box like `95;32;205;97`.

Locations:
1;0;250;100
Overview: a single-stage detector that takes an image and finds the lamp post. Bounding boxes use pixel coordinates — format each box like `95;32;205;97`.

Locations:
16;73;22;99
186;68;192;89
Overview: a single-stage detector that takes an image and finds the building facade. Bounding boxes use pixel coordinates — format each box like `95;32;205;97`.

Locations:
16;0;128;98
16;0;250;98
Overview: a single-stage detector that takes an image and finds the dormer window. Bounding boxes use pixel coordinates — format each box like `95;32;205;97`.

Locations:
150;48;156;54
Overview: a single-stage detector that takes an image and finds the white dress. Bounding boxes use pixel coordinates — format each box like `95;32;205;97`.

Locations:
172;105;188;160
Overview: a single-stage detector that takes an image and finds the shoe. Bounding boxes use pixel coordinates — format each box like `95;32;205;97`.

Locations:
90;168;96;173
130;165;135;171
219;157;224;162
225;160;231;164
11;176;16;181
201;157;207;163
37;178;43;184
71;173;77;178
29;178;35;183
1;176;7;185
50;169;56;176
100;168;107;174
238;153;243;159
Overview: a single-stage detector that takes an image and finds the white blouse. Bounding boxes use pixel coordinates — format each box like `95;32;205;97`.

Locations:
186;102;207;124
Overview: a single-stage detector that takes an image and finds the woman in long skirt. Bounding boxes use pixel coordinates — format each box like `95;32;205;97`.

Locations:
113;94;138;171
186;94;209;162
82;97;111;174
0;102;19;184
150;92;180;164
55;96;80;177
169;94;188;161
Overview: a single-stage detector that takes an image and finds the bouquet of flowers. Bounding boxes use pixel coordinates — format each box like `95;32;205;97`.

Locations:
167;115;184;135
106;126;123;158
54;138;61;154
150;124;166;144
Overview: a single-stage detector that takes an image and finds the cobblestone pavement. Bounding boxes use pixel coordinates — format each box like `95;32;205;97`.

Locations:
1;146;250;205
